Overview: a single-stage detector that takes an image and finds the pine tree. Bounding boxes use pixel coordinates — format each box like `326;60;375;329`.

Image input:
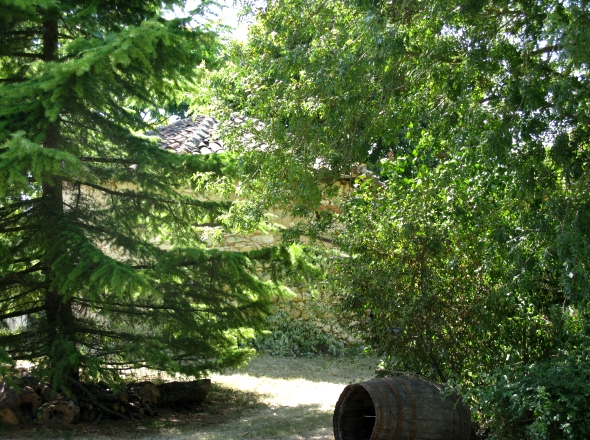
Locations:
0;0;280;389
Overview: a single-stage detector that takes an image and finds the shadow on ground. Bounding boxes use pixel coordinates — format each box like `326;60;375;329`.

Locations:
0;385;335;440
180;403;334;440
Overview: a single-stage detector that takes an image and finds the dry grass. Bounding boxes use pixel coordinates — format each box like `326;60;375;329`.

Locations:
1;355;379;440
193;355;379;440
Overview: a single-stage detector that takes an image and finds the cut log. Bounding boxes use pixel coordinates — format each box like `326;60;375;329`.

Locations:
0;382;18;407
0;382;21;425
0;376;212;426
127;401;144;415
128;382;161;407
40;399;80;425
94;390;129;404
39;383;52;403
67;377;129;420
157;379;211;407
0;405;20;426
16;386;42;412
18;375;41;393
119;390;129;403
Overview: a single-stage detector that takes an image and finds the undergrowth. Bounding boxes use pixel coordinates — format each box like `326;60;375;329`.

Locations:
251;310;356;357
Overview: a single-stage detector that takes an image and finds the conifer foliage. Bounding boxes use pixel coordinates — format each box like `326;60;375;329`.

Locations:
0;0;277;388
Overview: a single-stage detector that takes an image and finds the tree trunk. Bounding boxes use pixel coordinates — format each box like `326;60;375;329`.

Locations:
40;16;81;383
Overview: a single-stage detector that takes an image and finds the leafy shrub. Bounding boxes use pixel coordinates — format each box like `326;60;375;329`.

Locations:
472;345;590;439
251;310;352;357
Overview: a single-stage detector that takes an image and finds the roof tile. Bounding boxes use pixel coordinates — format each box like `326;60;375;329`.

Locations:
147;115;225;155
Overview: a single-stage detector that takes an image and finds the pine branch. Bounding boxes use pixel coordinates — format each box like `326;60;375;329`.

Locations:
0;211;32;229
8;52;43;59
12;257;41;264
79;156;135;165
80;182;225;209
60;117;103;134
0;226;38;233
74;297;240;316
78;327;140;340
0;263;45;287
74;298;191;312
0;30;41;36
129;264;156;269
0;306;45;321
102;69;159;109
0;262;44;277
0;288;46;305
89;361;151;369
59;20;93;40
0;198;42;216
68;220;162;260
95;82;149;124
81;182;168;202
0;78;28;83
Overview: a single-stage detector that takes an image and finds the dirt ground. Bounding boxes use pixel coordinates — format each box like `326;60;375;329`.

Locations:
0;355;379;440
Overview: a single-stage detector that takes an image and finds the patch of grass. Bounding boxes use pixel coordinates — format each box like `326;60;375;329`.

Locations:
226;353;379;384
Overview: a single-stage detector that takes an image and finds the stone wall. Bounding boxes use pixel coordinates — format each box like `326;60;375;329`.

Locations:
199;182;355;345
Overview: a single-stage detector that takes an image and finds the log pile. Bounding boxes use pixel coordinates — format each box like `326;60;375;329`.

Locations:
0;372;211;426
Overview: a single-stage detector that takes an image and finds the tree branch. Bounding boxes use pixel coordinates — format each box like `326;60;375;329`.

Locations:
0;306;45;321
0;262;45;287
79;156;135;165
8;52;43;59
81;182;166;202
530;45;560;56
80;182;220;209
0;210;31;226
481;8;526;17
0;30;40;36
0;198;42;216
0;288;46;305
0;226;37;233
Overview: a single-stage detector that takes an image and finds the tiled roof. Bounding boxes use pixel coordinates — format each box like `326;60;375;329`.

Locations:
148;115;225;155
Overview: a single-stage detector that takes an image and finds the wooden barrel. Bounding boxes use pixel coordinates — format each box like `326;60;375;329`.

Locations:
333;376;471;440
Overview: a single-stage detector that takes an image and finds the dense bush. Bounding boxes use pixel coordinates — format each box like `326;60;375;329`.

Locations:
470;345;590;439
251;310;351;357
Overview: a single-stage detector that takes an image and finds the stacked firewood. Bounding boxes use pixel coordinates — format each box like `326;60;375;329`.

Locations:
0;372;211;426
